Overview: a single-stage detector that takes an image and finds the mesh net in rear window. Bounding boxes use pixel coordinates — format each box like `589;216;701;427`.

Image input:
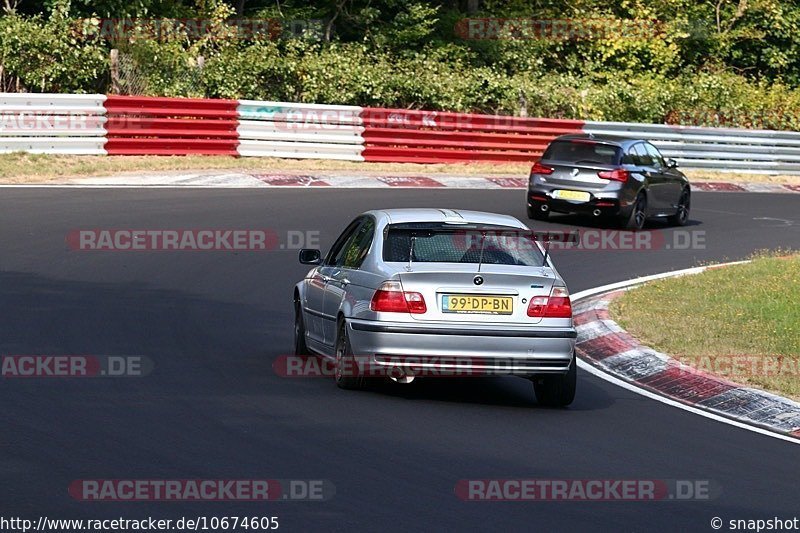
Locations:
383;228;544;266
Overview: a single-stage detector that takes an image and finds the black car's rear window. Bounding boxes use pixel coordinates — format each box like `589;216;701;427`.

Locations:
383;225;544;266
542;140;621;165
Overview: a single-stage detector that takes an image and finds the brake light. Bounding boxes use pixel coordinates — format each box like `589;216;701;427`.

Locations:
370;281;427;314
597;169;630;182
545;286;572;317
531;162;554;175
527;286;572;318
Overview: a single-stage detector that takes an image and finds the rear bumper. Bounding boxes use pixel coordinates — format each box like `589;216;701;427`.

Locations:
348;319;576;375
528;186;631;217
527;179;638;216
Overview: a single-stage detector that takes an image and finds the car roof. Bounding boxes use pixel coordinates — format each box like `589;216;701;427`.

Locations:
552;133;644;148
364;208;527;229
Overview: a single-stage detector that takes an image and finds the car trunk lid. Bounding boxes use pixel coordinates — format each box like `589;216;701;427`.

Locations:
542;162;616;191
397;265;556;324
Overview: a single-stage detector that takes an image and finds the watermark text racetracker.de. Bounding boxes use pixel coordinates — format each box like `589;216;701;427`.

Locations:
544;228;704;251
1;355;152;378
456;479;720;501
67;229;320;251
68;479;333;501
0;112;103;133
73;17;325;41
678;355;800;379
454;229;706;252
276;355;564;378
455;17;662;41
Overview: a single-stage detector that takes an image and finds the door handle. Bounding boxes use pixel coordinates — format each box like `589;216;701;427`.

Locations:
321;275;332;282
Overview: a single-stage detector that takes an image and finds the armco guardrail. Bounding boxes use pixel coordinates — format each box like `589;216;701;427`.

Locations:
237;101;364;160
104;95;239;156
0;93;107;155
584;121;800;174
2;92;800;173
360;108;584;163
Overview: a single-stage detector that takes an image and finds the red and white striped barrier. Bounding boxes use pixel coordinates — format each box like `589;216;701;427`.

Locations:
0;93;107;155
104;95;239;156
3;92;800;174
236;100;364;160
0;93;583;160
360;108;583;163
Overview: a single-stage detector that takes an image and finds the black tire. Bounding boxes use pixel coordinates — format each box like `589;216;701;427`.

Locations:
334;321;362;390
532;355;576;407
294;300;310;356
527;203;550;221
668;188;691;227
622;193;647;230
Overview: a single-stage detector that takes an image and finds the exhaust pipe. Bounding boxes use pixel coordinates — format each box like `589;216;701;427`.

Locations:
541;204;549;212
389;367;415;384
593;209;602;216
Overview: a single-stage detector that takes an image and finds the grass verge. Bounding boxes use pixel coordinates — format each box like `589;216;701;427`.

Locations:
609;255;800;400
0;153;523;184
0;152;798;184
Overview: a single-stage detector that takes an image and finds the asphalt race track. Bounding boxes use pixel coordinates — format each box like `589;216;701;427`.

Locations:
1;188;799;532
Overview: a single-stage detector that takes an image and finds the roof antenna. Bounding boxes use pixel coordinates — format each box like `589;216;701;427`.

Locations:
405;234;416;272
477;231;487;273
542;233;551;268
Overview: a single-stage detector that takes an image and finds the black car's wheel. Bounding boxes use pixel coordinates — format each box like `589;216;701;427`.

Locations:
532;355;576;407
334;321;362;390
294;300;310;356
527;203;550;221
622;193;647;230
668;188;691;226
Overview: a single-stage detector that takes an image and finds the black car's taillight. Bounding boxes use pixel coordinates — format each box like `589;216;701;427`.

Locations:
597;169;630;182
531;162;554;175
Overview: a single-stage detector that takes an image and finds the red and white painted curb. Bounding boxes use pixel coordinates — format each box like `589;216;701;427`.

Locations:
59;172;800;192
572;264;800;443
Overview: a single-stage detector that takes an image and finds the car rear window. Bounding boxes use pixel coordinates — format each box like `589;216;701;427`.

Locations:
542;140;621;165
383;226;544;266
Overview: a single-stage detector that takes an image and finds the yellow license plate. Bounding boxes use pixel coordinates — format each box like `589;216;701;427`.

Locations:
553;189;591;202
442;295;513;315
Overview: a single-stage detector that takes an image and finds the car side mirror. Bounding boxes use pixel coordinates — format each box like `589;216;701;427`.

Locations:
666;158;678;169
299;249;321;265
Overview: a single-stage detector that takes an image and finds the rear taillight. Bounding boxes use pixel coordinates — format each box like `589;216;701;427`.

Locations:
527;286;572;318
526;296;549;317
370;281;427;314
531;162;554;175
597;169;630;182
545;286;572;317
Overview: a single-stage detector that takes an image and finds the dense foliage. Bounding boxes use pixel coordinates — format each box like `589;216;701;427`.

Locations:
2;0;800;128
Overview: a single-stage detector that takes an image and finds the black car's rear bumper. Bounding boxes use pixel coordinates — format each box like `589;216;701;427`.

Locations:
527;188;633;217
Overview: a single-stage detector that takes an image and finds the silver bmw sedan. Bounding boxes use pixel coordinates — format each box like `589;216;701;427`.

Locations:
293;208;577;406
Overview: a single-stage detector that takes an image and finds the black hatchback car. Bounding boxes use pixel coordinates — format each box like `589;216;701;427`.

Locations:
527;134;691;230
